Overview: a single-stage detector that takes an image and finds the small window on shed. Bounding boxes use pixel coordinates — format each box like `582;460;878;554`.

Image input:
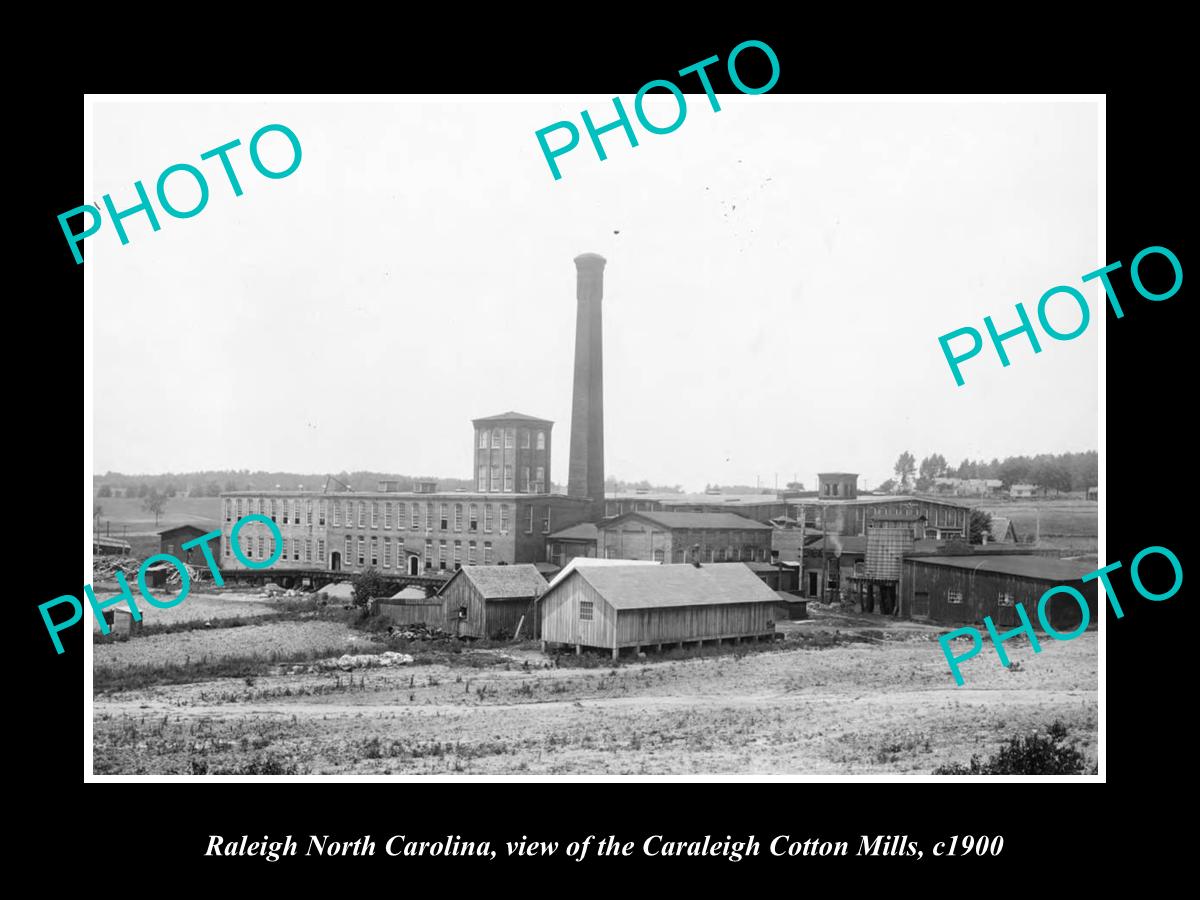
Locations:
997;592;1015;607
947;590;963;604
579;600;594;621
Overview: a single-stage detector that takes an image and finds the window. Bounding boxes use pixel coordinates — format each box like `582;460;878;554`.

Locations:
484;541;493;564
237;498;245;518
535;466;545;490
504;428;514;449
426;502;434;530
453;540;462;568
257;536;264;558
500;504;510;532
292;538;300;561
357;536;365;566
454;503;463;531
396;502;405;529
580;600;594;621
439;540;447;570
224;499;232;522
440;504;449;530
396;537;404;561
344;501;352;527
383;502;391;529
424;538;433;569
225;537;231;557
370;536;378;566
947;590;963;604
491;465;500;491
478;466;487;491
411;503;419;530
492;428;501;447
537;431;545;450
521;467;530;492
357;502;366;528
542;508;551;534
997;592;1014;607
468;541;476;564
484;504;494;532
302;500;310;525
317;539;325;562
371;502;379;528
243;534;253;559
479;430;488;449
469;504;478;531
304;538;312;562
344;535;352;562
521;430;530;449
527;506;535;533
504;465;513;492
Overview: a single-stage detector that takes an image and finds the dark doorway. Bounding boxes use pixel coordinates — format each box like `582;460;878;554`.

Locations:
408;556;419;576
808;571;818;597
330;551;341;572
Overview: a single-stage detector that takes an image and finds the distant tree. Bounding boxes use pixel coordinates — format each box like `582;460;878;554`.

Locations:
894;451;916;491
877;478;897;493
142;489;167;527
969;509;994;544
223;479;239;492
164;483;178;497
97;484;113;498
352;566;388;608
919;454;947;484
136;483;149;498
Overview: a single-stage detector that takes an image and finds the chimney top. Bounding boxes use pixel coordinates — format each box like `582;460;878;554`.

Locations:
574;252;606;269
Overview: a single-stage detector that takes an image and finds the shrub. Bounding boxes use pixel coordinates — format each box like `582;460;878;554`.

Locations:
351;566;388;608
934;721;1088;775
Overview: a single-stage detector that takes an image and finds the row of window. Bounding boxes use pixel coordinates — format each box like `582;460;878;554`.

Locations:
342;535;496;569
944;590;1014;607
476;465;545;493
225;497;326;525
225;498;532;534
225;531;326;563
478;428;545;450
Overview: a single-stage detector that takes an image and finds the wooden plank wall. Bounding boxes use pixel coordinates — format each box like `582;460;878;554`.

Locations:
540;573;616;649
374;599;446;628
615;602;775;646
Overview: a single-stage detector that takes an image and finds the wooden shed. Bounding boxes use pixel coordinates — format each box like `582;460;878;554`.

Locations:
900;555;1097;632
539;562;782;659
372;586;443;627
436;565;547;639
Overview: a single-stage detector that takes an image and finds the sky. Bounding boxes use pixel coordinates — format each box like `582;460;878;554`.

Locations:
90;97;1099;492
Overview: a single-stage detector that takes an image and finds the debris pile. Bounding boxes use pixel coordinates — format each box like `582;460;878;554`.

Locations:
316;651;414;672
92;556;211;585
387;623;450;641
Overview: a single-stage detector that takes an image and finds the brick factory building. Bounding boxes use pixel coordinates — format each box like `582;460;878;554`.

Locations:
472;412;553;494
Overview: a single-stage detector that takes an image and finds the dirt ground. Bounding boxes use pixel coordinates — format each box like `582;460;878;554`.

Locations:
92;603;1097;776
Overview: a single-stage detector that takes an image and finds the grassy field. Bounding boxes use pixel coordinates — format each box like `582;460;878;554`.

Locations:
980;499;1097;553
92;496;221;557
91;596;1097;776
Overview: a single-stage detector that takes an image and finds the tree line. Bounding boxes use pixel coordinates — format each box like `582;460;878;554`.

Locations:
882;450;1097;494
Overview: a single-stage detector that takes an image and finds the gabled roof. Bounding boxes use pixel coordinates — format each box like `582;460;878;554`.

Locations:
546;557;661;592
560;562;782;610
437;564;547;599
157;524;212;538
601;511;771;531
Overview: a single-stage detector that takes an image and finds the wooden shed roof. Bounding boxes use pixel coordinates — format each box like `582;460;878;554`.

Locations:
904;555;1093;581
602;511;772;531
565;563;781;610
438;564;547;599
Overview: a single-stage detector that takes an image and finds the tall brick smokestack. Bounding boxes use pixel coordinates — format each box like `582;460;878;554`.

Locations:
568;252;606;514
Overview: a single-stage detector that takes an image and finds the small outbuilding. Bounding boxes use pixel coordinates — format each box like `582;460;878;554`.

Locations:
437;565;547;639
158;524;213;564
539;562;782;659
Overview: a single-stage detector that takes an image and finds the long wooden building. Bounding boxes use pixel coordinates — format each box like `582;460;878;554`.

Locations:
900;555;1097;632
436;565;547;639
539;562;783;658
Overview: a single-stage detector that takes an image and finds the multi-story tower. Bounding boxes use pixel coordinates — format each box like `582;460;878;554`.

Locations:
472;412;553;494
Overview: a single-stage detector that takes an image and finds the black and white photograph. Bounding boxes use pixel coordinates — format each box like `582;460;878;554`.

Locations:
83;94;1102;778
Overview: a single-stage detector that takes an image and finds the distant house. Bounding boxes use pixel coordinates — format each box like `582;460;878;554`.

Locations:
1086;486;1098;501
158;525;212;564
539;562;782;658
1010;484;1038;499
436;564;547;639
596;511;772;563
94;535;132;557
